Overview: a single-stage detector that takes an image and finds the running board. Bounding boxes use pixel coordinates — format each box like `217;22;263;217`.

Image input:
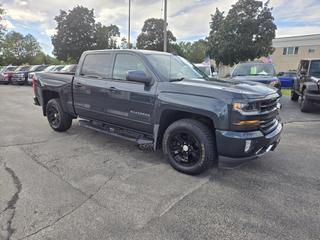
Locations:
79;120;153;145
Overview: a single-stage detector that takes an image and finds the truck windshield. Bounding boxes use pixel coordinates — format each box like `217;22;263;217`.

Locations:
145;54;206;81
310;60;320;76
196;66;212;76
232;63;276;77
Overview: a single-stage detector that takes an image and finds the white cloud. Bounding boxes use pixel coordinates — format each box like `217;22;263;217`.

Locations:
1;19;15;29
5;8;46;23
276;26;320;37
1;0;320;52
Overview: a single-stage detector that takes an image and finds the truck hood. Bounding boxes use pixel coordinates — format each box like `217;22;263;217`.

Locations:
231;75;278;84
172;78;278;100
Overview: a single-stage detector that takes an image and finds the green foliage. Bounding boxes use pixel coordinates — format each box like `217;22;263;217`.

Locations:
1;31;41;65
170;40;208;63
120;37;132;49
52;6;121;62
136;18;176;51
95;23;120;49
0;5;6;64
52;6;97;61
207;0;276;66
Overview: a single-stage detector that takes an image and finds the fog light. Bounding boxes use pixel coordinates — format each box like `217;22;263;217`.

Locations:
244;140;252;153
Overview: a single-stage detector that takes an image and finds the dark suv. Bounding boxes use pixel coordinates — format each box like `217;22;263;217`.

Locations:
291;59;320;112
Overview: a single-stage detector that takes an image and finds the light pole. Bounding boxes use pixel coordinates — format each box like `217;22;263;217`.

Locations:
163;0;167;52
128;0;131;49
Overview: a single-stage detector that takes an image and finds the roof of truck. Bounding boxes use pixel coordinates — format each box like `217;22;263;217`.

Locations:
83;49;172;56
300;58;320;61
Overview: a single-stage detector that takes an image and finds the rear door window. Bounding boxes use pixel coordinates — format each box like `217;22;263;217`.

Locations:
81;54;112;79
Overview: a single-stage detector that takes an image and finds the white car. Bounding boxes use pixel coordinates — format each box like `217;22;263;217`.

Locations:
195;64;217;77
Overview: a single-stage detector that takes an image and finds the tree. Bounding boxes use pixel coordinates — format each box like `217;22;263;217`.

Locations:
1;31;41;65
207;0;276;66
95;23;120;49
120;37;133;49
169;40;208;63
0;5;6;63
52;6;97;61
136;18;176;51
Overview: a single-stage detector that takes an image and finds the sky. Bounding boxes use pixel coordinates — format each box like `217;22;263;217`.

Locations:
1;0;320;55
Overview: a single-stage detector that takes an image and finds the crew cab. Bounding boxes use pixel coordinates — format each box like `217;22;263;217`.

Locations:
291;59;320;112
33;50;282;175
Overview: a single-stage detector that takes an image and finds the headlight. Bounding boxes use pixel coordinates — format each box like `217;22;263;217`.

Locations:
233;102;260;112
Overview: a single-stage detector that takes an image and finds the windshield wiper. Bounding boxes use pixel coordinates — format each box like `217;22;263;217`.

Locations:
169;77;185;82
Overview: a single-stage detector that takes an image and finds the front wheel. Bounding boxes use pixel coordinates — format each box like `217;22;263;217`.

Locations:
162;119;217;175
46;99;73;132
291;90;299;101
300;89;313;112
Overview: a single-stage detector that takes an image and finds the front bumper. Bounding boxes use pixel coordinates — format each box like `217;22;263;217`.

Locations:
11;76;26;84
216;123;282;159
306;92;320;103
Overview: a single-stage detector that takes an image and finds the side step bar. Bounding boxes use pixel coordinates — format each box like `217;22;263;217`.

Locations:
79;120;153;145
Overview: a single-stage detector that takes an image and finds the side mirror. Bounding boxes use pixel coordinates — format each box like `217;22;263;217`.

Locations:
277;72;284;77
126;70;151;85
300;70;307;75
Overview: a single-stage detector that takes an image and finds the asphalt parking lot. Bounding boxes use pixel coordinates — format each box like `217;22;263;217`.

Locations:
0;85;320;240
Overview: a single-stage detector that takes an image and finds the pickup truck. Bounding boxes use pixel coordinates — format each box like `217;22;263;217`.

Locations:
33;49;282;175
291;58;320;112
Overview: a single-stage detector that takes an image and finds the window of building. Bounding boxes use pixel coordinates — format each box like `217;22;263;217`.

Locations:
308;48;316;53
283;47;299;55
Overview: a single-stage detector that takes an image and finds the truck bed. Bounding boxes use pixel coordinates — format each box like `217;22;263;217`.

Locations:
36;72;74;86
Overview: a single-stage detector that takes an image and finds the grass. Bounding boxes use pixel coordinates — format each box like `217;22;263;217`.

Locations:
281;89;291;96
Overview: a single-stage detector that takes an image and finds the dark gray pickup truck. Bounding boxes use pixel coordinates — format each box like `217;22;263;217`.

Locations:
33;49;282;175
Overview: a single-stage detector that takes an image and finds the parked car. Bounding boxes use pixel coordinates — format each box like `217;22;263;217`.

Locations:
51;65;66;72
291;58;320;112
0;66;18;84
33;49;282;175
41;65;57;72
27;65;48;85
230;62;281;95
11;65;32;85
277;71;297;88
194;63;217;77
60;64;77;73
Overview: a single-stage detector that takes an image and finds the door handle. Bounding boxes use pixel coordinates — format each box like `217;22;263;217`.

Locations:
75;82;83;88
109;87;118;93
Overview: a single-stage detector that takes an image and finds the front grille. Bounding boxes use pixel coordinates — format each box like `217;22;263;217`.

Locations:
260;98;278;113
259;97;279;134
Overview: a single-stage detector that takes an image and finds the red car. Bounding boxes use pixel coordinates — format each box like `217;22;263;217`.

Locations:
0;66;18;84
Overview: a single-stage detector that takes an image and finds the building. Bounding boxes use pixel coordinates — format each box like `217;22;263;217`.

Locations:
272;34;320;72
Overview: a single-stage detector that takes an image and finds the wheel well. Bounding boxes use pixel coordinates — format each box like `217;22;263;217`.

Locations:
156;110;214;149
42;90;60;116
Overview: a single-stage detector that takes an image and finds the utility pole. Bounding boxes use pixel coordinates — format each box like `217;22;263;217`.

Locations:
128;0;131;49
163;0;167;52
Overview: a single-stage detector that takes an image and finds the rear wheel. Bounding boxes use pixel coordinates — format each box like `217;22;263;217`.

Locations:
300;89;313;112
290;90;299;101
46;99;72;132
162;119;216;175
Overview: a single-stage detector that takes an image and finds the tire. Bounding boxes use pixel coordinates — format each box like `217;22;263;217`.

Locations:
162;119;216;175
46;98;72;132
300;89;313;113
291;90;299;101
